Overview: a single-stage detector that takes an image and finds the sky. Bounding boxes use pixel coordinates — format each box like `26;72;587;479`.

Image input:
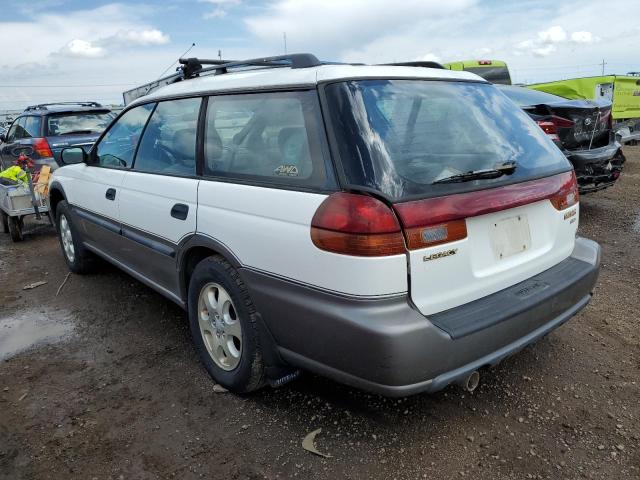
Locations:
0;0;638;110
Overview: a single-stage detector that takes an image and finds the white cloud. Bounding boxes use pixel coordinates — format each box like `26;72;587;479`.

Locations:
532;44;557;57
60;39;106;58
113;29;170;46
570;31;595;44
200;0;241;19
538;25;567;43
245;0;475;59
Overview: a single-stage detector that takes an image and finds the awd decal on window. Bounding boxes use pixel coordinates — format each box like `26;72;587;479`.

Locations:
274;165;299;177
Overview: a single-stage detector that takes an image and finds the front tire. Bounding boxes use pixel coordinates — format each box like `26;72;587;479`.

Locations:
56;200;95;274
188;256;265;393
7;216;23;242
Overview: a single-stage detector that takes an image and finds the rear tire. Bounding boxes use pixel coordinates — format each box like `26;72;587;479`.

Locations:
188;256;265;394
1;211;8;234
7;216;23;242
56;200;95;274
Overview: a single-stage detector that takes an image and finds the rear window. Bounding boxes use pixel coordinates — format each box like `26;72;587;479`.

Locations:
325;79;571;201
47;111;114;136
498;86;568;106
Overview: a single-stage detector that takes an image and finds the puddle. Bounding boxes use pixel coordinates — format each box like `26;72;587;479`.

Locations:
0;309;75;360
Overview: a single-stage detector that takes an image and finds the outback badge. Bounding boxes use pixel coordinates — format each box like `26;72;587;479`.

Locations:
423;248;458;262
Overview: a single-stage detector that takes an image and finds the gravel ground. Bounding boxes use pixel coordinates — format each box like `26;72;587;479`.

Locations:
1;148;639;480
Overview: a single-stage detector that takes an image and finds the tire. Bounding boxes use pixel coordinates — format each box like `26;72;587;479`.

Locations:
1;211;8;234
55;200;95;274
188;256;265;393
7;216;23;242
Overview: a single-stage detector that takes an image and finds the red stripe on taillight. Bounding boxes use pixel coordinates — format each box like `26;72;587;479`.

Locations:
394;171;578;249
310;192;406;256
33;138;53;158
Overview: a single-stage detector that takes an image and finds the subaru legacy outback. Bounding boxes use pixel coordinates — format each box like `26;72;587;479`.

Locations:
48;54;600;396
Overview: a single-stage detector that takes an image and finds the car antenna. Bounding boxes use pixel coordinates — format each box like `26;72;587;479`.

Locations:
157;43;196;80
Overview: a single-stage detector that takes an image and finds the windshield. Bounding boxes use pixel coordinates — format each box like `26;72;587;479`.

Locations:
498;85;567;106
325;79;571;201
47;111;115;136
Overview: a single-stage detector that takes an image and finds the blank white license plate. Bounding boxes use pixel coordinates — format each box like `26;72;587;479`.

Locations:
490;214;532;260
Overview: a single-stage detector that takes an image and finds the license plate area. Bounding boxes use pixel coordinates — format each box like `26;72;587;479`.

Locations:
490;214;532;260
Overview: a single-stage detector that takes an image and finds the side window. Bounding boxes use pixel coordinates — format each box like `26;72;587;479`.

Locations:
204;90;330;188
8;118;28;141
133;98;201;176
95;104;154;168
5;121;20;142
23;116;42;138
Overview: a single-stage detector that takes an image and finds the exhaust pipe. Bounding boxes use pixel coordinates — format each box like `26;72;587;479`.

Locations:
457;370;480;393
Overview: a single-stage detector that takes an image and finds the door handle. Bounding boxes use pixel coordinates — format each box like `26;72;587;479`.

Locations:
171;203;189;220
105;188;116;200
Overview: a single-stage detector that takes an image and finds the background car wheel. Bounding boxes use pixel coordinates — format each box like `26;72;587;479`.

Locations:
1;211;8;233
55;200;95;274
188;256;265;393
7;216;23;242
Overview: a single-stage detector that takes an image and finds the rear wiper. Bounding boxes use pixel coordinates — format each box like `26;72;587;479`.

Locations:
61;130;94;135
432;161;517;184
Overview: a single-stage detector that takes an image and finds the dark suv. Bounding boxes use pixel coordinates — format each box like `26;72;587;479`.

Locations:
0;102;115;171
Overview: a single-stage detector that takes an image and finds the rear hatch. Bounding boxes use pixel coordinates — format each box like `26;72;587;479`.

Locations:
45;110;114;162
324;79;579;315
524;99;613;151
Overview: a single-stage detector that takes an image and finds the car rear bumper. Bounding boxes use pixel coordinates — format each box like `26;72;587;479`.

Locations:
241;237;601;397
564;143;625;193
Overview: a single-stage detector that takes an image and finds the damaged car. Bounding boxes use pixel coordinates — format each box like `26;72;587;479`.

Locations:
498;85;625;193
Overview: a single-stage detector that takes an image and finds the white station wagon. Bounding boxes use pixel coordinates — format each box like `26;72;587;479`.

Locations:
48;54;601;396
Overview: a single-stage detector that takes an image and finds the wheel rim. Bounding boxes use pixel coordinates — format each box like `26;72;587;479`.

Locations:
59;214;75;263
197;282;242;371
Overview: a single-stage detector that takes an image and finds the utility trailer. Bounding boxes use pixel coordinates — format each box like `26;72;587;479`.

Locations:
0;181;49;242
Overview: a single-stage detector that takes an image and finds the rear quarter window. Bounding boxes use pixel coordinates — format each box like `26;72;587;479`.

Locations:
203;90;335;190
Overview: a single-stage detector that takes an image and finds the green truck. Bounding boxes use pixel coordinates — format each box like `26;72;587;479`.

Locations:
442;60;511;85
529;75;640;143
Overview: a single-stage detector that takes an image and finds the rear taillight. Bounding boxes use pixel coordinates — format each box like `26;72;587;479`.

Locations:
394;171;579;250
33;138;53;158
536;115;574;142
310;193;406;256
549;170;579;210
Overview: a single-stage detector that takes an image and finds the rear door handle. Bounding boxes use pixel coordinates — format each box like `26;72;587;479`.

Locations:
105;188;116;200
171;203;189;220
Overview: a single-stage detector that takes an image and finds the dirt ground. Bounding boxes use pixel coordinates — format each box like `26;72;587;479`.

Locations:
1;149;639;480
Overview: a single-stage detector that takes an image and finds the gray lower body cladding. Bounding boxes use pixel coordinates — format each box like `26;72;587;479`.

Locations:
240;237;601;397
565;142;625;193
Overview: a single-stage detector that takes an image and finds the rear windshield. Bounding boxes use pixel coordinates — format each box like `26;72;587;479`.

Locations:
498;85;567;106
325;80;571;201
47;111;115;136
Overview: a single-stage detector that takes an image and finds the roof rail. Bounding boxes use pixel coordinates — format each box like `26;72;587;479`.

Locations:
24;101;103;111
178;53;322;78
382;61;445;69
123;53;322;105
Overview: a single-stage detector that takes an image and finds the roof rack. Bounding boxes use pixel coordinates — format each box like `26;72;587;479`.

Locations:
25;101;104;111
123;53;322;105
382;61;445;70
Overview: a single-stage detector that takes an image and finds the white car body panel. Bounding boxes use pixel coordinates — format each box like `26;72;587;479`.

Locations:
197;180;408;297
408;200;579;315
119;171;198;243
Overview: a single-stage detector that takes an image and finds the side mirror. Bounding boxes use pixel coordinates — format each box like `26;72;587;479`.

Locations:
60;147;87;165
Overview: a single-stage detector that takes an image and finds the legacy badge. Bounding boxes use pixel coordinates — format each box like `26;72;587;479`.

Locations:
423;248;458;262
